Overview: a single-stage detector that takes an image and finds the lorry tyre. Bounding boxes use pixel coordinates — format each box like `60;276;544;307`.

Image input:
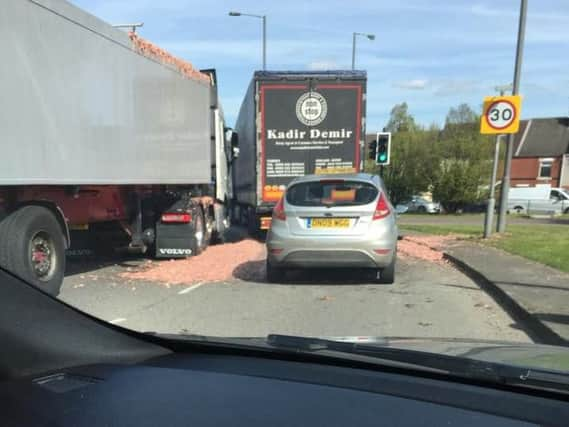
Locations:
0;206;65;296
247;207;258;237
212;203;228;244
190;207;207;256
204;207;214;247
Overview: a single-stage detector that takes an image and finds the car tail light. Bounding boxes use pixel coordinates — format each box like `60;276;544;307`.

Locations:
372;193;390;220
269;248;283;255
273;197;286;221
161;213;192;223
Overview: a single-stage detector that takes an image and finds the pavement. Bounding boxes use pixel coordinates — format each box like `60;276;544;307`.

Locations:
59;247;528;342
443;242;569;346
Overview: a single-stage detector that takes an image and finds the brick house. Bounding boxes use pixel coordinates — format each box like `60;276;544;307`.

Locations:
511;117;569;189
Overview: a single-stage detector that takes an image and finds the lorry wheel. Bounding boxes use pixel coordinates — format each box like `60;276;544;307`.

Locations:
0;206;65;296
211;203;228;244
247;207;258;237
190;207;207;256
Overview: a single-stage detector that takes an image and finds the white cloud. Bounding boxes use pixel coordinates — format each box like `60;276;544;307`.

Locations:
432;79;480;96
307;60;340;70
393;79;429;90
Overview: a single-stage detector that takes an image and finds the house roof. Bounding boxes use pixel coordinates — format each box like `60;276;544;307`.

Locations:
513;117;569;157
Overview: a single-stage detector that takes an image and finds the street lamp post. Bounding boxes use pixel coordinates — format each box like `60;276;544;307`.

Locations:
229;11;267;70
496;0;527;233
351;32;375;70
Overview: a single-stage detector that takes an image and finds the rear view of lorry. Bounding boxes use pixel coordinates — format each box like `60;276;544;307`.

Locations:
232;71;367;234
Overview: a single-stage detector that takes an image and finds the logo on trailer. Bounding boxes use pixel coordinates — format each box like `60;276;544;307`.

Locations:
296;91;327;126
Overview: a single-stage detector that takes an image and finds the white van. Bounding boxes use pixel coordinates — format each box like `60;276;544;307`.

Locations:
508;186;569;215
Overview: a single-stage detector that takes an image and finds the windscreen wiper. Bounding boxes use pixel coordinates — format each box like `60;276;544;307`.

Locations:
267;334;569;394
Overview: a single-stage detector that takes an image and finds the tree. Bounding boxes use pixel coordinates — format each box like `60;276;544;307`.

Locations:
445;103;478;125
431;104;494;213
384;102;418;133
367;103;434;204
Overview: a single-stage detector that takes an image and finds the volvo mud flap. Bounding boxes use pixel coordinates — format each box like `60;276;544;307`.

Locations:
155;221;195;258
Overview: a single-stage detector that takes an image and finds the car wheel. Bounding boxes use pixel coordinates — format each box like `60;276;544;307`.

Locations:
417;206;427;213
266;259;284;283
514;206;524;214
0;206;65;296
375;255;396;284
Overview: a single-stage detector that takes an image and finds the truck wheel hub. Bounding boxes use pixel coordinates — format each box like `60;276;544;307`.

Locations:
30;232;56;281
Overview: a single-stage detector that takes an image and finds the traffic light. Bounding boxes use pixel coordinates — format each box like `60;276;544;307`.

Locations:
368;140;377;160
375;132;391;165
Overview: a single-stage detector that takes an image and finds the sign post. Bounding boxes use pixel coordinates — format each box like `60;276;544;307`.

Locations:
480;94;522;238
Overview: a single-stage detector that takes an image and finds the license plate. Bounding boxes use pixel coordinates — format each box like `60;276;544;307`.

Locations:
307;218;350;228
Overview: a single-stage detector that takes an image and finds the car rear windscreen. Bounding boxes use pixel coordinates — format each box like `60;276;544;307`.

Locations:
286;180;378;207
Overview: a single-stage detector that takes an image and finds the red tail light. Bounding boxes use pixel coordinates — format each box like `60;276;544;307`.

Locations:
273;197;286;221
372;193;390;220
161;213;192;223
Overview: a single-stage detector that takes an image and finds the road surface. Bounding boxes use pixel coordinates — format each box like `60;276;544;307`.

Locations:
59;245;530;342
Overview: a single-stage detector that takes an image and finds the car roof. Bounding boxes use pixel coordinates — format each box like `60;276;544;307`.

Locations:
289;173;378;186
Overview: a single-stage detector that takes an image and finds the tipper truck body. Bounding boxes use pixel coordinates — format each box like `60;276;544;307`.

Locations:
0;0;235;294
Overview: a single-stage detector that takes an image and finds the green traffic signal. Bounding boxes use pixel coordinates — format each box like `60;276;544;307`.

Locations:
375;132;391;166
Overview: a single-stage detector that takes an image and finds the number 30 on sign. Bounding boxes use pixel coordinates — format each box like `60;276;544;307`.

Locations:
480;95;522;134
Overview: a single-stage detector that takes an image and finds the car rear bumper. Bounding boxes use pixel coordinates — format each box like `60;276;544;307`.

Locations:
266;228;397;269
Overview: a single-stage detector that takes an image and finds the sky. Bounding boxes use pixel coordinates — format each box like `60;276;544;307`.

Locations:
71;0;569;131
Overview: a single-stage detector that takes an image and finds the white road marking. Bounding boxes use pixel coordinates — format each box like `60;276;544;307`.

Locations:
110;318;127;324
178;282;204;295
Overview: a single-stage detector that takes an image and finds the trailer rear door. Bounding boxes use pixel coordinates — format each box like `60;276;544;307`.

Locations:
259;77;364;204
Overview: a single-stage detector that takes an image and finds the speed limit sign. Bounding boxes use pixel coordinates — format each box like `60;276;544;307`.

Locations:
480;95;522;134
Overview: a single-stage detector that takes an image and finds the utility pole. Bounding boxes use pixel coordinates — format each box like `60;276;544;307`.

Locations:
496;0;527;233
483;85;512;238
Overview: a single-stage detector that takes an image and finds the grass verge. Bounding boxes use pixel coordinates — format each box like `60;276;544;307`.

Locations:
400;223;569;273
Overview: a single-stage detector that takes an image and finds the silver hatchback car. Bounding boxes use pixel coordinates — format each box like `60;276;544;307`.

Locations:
266;173;398;284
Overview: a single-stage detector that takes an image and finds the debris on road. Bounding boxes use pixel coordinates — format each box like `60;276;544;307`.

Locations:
397;235;456;263
120;239;266;285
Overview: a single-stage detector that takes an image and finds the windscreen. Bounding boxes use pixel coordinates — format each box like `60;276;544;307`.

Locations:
3;0;568;385
286;180;378;207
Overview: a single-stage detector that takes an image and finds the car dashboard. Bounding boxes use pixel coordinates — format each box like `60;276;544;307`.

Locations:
0;352;567;426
